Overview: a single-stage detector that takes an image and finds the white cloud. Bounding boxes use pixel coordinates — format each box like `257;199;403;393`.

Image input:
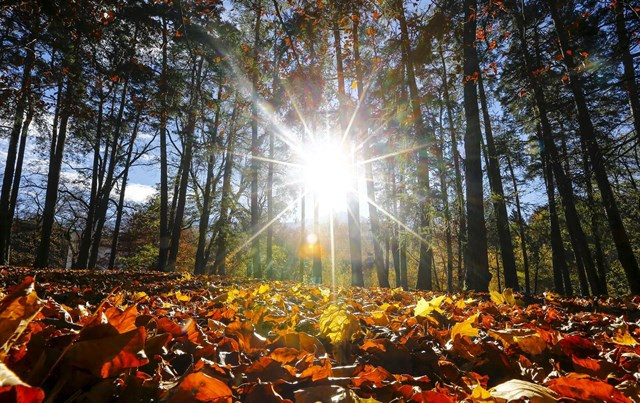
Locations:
124;183;156;203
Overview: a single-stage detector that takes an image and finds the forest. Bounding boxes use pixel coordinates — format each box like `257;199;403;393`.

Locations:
1;0;640;296
1;0;640;401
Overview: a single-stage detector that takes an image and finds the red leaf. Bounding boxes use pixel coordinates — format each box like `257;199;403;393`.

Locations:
546;374;631;403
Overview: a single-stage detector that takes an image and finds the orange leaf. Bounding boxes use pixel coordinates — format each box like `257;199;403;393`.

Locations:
547;374;630;403
169;371;232;402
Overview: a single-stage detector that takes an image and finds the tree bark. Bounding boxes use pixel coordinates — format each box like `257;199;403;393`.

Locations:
477;74;519;291
213;100;239;276
439;45;467;291
35;76;73;268
107;111;141;270
353;15;389;288
462;0;491;291
194;82;223;275
0;28;36;263
506;154;531;294
250;0;262;278
396;0;433;291
167;60;203;271
158;16;170;272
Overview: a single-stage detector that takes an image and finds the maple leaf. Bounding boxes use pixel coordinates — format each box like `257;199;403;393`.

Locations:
414;295;446;317
450;313;479;340
318;304;360;344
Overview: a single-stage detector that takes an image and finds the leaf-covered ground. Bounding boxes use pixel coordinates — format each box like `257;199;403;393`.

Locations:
1;267;640;402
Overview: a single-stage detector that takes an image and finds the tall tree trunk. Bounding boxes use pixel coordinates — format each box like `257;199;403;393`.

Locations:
35;77;73;268
353;15;389;288
194;82;223;275
167;60;203;271
396;0;433;291
334;23;364;287
615;2;640;140
5;104;33;261
541;148;571;295
388;161;402;287
0;29;36;263
266;128;274;279
107;112;141;270
506;154;531;294
436;106;454;292
250;0;262;278
547;0;638;294
439;45;466;291
462;0;491;291
580;140;608;292
74;96;105;269
477;74;519;290
158;16;170;272
213;100;239;276
88;77;131;270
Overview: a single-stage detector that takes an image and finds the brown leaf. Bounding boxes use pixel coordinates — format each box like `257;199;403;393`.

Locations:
168;371;232;402
546;373;631;403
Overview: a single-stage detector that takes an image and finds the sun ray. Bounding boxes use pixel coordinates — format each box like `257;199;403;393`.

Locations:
358;143;429;166
363;195;429;246
227;192;307;261
239;153;304;169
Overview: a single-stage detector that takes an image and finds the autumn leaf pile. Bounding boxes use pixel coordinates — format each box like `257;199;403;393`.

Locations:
1;267;640;402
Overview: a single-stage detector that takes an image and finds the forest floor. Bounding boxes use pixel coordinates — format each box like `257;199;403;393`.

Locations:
1;267;639;402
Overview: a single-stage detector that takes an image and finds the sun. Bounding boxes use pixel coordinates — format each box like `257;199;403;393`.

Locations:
301;138;355;210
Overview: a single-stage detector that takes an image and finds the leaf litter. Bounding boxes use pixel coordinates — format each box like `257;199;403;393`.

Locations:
0;266;639;402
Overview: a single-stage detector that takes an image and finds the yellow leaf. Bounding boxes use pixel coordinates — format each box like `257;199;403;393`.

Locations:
451;313;479;340
318;304;361;344
175;291;191;302
612;328;638;346
490;289;516;305
471;385;493;401
320;288;331;301
371;311;389;326
258;284;270;294
132;291;148;301
414;295;446;317
226;288;241;303
351;81;357;89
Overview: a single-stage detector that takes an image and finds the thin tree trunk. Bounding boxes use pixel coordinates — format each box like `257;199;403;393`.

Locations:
167;60;203;271
74;96;105;269
194;82;223;275
439;45;466;291
580;140;608;292
547;1;638;294
462;0;490;291
107;111;141;270
213;100;239;276
266;127;274;279
436;107;454;292
88;76;131;270
353;15;388;288
5;104;33;261
0;29;36;263
506;155;530;294
396;0;433;291
542;149;571;295
389;161;401;287
334;23;364;287
477;73;519;291
158;16;170;272
250;0;262;278
35;77;73;268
